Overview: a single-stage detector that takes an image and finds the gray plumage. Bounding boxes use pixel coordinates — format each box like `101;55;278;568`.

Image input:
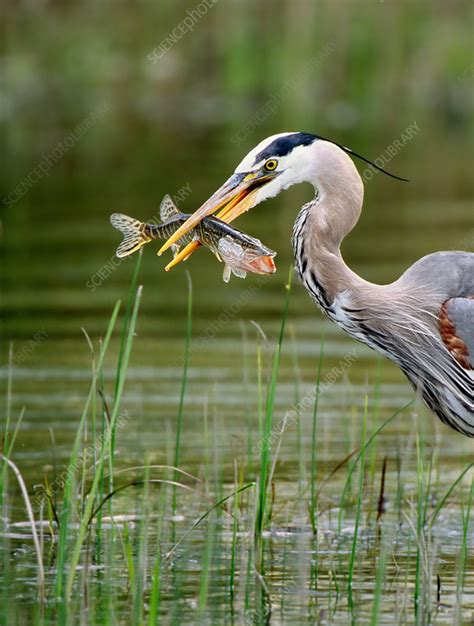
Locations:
232;132;474;436
286;139;473;436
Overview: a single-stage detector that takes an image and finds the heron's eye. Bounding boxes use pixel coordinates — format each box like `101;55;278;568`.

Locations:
264;159;278;171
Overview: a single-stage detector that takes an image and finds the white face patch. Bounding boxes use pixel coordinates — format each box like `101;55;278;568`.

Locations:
231;132;322;209
254;143;322;205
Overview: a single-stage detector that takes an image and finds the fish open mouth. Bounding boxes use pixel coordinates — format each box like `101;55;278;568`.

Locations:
248;255;276;275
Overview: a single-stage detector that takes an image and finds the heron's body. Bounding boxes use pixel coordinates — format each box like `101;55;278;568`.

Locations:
290;148;474;435
159;131;474;436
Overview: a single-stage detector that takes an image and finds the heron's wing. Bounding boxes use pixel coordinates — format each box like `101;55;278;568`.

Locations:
440;296;474;370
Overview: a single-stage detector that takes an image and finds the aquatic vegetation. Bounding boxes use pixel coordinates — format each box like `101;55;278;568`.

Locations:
2;1;473;622
1;260;473;625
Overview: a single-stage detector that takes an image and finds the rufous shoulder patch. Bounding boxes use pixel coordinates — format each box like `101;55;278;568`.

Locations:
439;298;473;370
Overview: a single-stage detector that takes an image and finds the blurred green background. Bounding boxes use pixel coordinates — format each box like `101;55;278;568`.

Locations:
1;0;473;458
1;3;473;621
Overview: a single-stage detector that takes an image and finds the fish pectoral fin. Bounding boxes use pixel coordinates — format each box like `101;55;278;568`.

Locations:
156;244;180;257
171;244;181;258
222;265;232;283
110;213;149;258
232;267;247;279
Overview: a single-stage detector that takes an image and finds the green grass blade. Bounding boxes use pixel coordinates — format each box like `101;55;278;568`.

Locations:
347;396;368;612
173;271;192;513
337;400;414;530
164;482;255;562
310;334;324;534
64;285;142;601
54;299;121;599
255;267;292;535
428;461;474;528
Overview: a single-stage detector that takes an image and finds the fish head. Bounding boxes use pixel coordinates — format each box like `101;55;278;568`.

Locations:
217;236;276;275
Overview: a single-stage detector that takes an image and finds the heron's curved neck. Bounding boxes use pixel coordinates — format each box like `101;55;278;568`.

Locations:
293;146;366;306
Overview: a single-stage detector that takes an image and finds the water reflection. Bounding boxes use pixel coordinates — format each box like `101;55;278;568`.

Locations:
2;1;473;623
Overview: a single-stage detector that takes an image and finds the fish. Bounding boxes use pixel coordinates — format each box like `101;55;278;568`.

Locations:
110;194;277;282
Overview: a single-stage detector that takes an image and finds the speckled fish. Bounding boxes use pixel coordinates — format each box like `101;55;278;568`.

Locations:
110;194;276;282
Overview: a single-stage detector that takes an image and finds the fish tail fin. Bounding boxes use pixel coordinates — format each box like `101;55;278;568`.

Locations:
110;213;151;258
159;194;180;222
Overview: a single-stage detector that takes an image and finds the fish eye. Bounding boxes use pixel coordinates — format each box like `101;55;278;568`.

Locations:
264;159;278;171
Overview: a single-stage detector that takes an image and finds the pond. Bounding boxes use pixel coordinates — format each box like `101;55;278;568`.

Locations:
1;2;473;623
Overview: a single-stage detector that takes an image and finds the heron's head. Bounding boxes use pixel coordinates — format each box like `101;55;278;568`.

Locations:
158;132;323;256
158;131;407;257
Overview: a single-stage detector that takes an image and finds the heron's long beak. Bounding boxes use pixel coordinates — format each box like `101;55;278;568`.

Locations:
157;170;277;257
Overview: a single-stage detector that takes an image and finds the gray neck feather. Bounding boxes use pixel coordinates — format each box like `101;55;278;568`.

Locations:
292;142;366;306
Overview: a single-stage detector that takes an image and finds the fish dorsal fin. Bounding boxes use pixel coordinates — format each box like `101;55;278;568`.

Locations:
159;194;179;222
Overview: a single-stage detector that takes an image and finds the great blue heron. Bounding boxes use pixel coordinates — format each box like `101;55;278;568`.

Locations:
159;132;474;437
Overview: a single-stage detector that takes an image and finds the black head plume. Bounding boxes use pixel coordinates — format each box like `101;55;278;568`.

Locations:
317;134;410;182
